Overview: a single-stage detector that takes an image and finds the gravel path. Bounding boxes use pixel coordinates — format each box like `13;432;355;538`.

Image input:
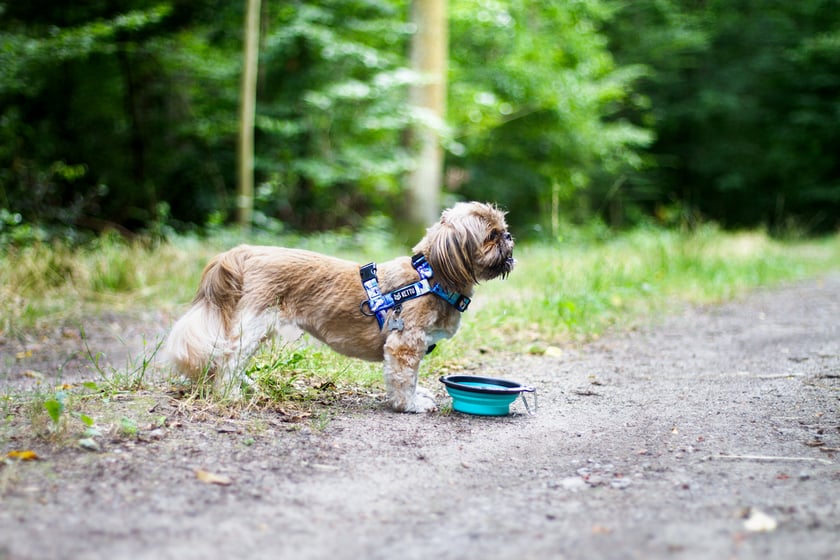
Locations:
1;274;838;560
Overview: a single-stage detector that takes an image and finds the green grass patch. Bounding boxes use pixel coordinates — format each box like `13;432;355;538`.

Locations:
451;226;840;355
0;225;399;334
3;224;839;399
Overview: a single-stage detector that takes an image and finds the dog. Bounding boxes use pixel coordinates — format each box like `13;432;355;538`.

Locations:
163;201;514;412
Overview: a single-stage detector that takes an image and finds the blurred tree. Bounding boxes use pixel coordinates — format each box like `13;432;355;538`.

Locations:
608;0;840;232
0;1;654;237
405;0;447;228
0;0;242;235
237;0;261;229
446;0;652;236
247;0;418;231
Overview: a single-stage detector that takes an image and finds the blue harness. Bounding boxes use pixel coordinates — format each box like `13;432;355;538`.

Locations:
359;254;471;331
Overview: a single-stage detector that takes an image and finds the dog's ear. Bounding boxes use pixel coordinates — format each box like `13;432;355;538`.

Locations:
417;213;482;290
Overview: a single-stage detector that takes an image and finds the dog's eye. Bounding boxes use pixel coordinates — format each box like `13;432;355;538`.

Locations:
487;230;499;242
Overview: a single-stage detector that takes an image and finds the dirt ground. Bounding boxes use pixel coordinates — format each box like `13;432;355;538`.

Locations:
1;273;839;560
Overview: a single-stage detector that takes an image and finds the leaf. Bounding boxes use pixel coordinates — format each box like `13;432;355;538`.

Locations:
43;397;64;425
82;381;99;391
78;438;101;452
120;416;138;437
79;414;95;427
591;524;612;535
7;450;40;461
743;508;778;533
195;469;233;486
544;345;564;357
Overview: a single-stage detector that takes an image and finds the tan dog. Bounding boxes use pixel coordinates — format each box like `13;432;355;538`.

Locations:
163;201;514;412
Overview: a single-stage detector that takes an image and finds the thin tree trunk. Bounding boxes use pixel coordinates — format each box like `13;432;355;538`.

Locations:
237;0;261;229
406;0;447;227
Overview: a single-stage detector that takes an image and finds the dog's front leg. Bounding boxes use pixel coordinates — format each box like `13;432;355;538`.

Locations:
383;329;436;413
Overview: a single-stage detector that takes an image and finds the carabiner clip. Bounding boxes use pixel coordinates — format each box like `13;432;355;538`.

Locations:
520;387;537;415
359;300;375;317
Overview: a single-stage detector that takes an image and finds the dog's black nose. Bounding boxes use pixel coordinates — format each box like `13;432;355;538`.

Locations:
504;232;512;242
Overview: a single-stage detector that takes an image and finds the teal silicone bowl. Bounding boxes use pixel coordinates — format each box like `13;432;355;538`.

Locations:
439;375;535;416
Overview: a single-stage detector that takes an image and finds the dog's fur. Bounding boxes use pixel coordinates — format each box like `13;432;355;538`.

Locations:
163;201;514;412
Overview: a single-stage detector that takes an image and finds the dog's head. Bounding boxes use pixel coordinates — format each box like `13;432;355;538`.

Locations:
413;201;515;291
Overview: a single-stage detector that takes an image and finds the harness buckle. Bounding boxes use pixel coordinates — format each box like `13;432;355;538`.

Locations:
454;294;471;312
360;262;378;282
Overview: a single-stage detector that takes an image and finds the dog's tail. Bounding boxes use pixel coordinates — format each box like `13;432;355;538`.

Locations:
164;246;249;380
193;247;247;323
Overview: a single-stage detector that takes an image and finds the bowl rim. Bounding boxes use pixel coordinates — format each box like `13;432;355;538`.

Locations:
439;374;534;395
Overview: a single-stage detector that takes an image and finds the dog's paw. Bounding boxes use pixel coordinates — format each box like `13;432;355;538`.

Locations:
389;386;437;413
409;387;437;413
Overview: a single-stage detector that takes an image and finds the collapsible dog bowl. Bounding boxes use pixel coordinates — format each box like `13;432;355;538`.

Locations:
439;375;536;416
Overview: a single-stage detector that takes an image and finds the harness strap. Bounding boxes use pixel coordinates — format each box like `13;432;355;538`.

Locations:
359;254;471;330
412;254;471;312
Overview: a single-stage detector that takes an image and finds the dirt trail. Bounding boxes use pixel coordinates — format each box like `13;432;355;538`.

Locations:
1;274;839;560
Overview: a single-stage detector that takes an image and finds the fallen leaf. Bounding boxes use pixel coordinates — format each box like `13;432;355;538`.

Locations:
195;469;232;486
556;477;588;492
61;328;80;340
78;438;101;452
15;350;33;360
7;450;39;461
23;370;43;379
544;346;564;357
743;508;778;532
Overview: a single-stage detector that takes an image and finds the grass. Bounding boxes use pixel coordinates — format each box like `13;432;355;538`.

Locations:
453;225;840;353
2;223;840;409
0;226;398;334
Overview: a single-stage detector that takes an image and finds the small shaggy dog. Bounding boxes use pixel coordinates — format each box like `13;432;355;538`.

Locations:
163;201;514;412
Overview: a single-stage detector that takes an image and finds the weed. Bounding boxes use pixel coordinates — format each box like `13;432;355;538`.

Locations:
249;344;307;401
26;387;96;443
310;411;332;432
43;390;67;427
119;417;139;438
27;388;68;440
82;329;164;394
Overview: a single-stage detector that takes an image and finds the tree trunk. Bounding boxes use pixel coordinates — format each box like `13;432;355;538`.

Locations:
406;0;448;227
237;0;261;229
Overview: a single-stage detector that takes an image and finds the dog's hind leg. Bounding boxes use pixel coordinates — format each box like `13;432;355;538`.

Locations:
382;330;437;413
215;308;282;397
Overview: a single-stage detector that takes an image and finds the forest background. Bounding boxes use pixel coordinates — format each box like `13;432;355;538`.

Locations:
1;0;839;243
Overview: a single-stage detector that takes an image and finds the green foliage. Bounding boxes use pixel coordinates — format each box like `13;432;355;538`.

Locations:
0;0;241;232
43;391;67;426
607;0;840;232
447;0;652;234
252;0;417;230
119;416;139;438
0;0;836;237
445;226;840;357
248;339;382;401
